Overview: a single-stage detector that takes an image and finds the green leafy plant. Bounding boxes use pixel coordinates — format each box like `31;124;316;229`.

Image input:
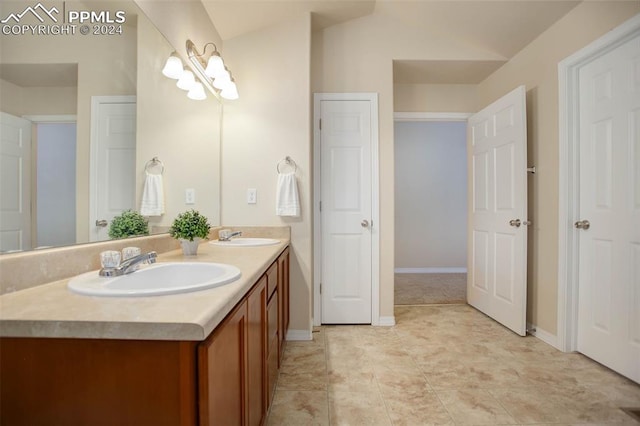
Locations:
169;210;211;242
108;210;149;239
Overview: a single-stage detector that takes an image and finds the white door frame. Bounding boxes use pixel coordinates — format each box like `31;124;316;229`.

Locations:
313;93;380;326
557;14;640;352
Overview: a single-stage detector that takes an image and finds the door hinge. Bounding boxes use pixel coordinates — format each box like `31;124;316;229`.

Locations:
319;201;322;212
319;283;322;294
319;119;322;130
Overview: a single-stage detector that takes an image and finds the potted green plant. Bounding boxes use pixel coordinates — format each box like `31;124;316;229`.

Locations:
108;210;149;239
169;209;211;256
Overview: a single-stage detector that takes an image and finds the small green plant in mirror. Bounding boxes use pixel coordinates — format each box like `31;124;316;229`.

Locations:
169;210;211;242
108;210;150;239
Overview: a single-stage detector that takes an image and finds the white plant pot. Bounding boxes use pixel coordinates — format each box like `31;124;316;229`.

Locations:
179;238;201;256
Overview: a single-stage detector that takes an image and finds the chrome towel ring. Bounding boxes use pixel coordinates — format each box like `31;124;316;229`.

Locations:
144;157;164;175
277;156;297;174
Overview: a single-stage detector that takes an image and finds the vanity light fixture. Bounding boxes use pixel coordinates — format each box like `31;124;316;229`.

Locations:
187;81;207;101
186;39;239;100
176;69;196;91
162;51;183;79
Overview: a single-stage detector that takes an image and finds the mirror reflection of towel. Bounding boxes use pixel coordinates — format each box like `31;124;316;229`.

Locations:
276;172;300;217
140;172;164;216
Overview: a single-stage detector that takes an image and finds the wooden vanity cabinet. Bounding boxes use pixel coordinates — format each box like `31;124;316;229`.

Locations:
197;249;289;426
278;248;290;359
0;248;290;426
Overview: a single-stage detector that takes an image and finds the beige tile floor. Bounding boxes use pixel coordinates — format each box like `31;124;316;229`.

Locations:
267;305;640;425
394;274;467;305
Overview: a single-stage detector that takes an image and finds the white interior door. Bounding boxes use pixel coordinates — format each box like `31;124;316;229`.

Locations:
0;112;32;252
320;99;372;324
90;96;136;242
576;33;640;383
467;85;528;336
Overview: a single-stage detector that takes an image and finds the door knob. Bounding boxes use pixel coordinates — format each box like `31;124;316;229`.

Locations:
509;219;521;227
96;220;108;227
575;220;590;230
361;219;370;228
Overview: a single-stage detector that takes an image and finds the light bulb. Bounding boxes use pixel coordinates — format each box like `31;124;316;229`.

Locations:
161;52;183;79
176;70;196;91
187;82;207;100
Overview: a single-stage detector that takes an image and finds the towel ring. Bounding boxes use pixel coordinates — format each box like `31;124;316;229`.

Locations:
277;156;297;174
144;157;164;175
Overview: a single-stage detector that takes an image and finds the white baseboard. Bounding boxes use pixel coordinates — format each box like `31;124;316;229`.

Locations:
286;329;312;341
526;322;559;350
395;267;467;274
377;316;396;326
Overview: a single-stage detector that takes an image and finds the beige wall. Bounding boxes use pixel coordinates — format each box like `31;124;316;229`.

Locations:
221;15;312;334
394;84;477;113
477;3;640;334
136;12;222;229
0;80;77;116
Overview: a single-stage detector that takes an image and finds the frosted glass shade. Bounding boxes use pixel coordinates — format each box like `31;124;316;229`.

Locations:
187;82;207;100
212;69;231;90
176;70;196;91
205;54;225;78
162;53;183;79
220;81;239;100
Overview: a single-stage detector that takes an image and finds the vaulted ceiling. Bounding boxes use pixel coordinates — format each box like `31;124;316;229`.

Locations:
202;0;581;84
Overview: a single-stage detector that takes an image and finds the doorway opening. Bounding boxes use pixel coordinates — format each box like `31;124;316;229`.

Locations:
393;115;469;305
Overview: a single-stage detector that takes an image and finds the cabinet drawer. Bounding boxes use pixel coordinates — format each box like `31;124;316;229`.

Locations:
266;262;278;300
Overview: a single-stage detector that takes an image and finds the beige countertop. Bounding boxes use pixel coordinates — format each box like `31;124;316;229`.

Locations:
0;239;289;341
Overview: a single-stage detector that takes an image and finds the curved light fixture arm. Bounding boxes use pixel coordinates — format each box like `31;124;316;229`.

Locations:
186;39;221;100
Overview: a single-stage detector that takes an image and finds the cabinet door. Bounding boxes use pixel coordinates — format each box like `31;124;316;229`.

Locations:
266;292;279;407
199;300;248;426
247;276;267;426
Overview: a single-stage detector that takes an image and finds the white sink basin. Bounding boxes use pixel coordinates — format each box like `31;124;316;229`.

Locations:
67;262;241;297
210;238;280;247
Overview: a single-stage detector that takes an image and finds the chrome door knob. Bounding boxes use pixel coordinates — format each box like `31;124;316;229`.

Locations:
96;219;108;227
575;220;590;230
509;219;521;227
361;219;370;228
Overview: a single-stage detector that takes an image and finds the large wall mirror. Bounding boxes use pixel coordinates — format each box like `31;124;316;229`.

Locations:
0;1;222;253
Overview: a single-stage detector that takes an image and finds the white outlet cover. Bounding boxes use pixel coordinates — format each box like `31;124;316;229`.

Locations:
185;188;195;204
247;188;257;204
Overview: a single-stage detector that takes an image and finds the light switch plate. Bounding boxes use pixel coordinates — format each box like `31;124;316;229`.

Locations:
247;188;257;204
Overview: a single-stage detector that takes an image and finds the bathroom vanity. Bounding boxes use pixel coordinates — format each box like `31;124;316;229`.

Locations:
0;240;290;426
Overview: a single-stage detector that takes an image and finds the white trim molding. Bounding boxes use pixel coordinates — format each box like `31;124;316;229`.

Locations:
557;14;640;353
395;267;467;274
286;329;313;341
394;112;472;122
313;92;381;327
378;316;396;327
527;322;559;349
23;115;77;123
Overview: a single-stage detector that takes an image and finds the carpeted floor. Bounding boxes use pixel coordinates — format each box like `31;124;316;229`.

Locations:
394;273;467;305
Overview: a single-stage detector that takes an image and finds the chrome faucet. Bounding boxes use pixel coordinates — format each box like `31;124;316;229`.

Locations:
99;251;157;277
218;230;242;242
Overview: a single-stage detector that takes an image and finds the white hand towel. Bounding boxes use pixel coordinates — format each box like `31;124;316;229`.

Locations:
140;172;165;216
276;172;300;217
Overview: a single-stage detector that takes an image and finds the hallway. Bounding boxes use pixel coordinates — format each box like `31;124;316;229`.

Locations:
267;305;640;425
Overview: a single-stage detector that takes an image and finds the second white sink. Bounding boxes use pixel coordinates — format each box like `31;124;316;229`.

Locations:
68;262;241;297
211;238;280;247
